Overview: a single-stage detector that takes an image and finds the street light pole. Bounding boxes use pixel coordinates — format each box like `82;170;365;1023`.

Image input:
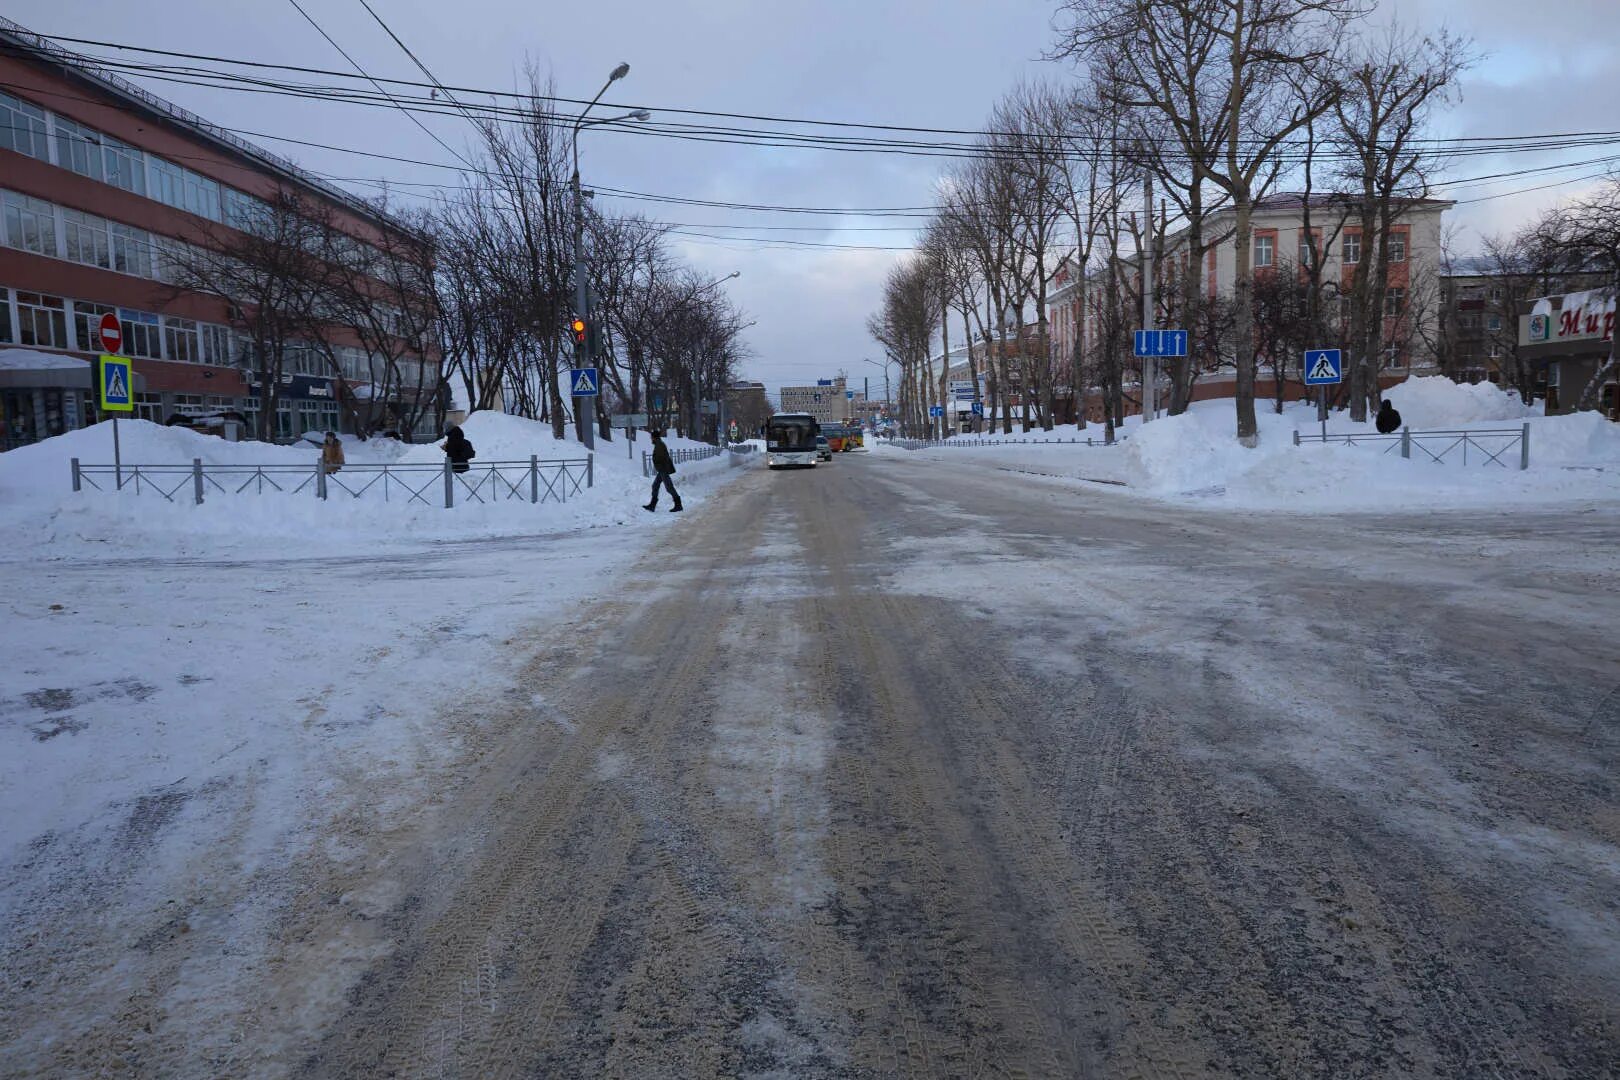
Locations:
571;63;649;450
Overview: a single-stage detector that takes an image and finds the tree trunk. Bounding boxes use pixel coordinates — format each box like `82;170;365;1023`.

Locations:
1233;196;1259;445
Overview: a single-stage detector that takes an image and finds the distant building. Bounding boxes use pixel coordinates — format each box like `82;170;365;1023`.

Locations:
778;377;853;426
1438;255;1605;388
0;16;440;449
723;379;771;437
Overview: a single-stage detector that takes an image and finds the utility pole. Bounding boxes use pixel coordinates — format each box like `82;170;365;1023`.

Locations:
1142;173;1155;424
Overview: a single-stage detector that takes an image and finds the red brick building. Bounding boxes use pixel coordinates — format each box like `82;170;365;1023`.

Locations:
0;17;439;449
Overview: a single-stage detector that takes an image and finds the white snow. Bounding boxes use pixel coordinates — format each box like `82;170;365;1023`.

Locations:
0;409;754;1067
0;348;91;371
898;377;1620;511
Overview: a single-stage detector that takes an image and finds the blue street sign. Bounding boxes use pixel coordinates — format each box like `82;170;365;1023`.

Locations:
98;354;133;412
970;402;984;416
1134;329;1189;357
846;389;855;399
928;405;943;417
1303;349;1343;386
569;367;599;396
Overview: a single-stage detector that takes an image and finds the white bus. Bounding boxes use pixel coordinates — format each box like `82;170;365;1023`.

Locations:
766;412;820;468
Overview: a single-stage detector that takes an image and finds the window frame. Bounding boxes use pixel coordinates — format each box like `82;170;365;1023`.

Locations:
15;291;68;350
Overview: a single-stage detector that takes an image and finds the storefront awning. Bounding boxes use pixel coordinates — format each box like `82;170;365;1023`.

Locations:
0;348;147;391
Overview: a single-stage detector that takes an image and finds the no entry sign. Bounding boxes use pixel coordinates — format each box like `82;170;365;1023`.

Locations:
98;311;122;354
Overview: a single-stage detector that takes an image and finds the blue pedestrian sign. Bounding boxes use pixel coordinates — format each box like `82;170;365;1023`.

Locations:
1133;329;1188;357
970;402;983;416
928;405;943;417
569;367;599;397
98;354;133;412
1303;349;1343;386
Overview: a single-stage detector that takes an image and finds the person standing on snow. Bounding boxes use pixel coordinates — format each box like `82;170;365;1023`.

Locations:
643;430;683;513
1375;399;1403;435
320;431;345;474
439;426;476;474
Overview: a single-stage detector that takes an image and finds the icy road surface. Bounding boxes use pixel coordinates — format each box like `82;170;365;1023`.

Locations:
7;451;1620;1077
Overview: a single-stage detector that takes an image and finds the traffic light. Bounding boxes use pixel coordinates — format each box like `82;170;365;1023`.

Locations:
570;317;587;346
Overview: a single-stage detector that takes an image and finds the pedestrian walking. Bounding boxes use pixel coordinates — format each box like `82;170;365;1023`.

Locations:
320;431;345;474
1375;398;1403;435
439;425;476;474
643;430;682;513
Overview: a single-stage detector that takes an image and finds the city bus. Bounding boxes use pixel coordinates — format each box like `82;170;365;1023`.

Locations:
766;412;820;468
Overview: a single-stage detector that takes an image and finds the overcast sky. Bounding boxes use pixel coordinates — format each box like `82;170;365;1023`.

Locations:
8;0;1615;398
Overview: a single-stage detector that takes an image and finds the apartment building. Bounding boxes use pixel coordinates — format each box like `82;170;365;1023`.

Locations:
1049;192;1453;417
0;17;439;449
778;378;854;426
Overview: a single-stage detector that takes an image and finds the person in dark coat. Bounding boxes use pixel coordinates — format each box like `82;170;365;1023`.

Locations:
1375;398;1403;435
439;426;475;474
644;430;682;513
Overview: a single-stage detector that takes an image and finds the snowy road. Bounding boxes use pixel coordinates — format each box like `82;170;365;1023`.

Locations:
8;451;1620;1077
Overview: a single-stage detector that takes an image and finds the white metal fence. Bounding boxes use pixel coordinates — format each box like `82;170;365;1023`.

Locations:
1293;424;1531;470
71;456;595;507
640;443;755;478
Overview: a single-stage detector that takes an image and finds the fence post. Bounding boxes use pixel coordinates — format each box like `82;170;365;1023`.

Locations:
587;453;594;489
1521;422;1531;471
71;458;81;492
443;458;453;508
1293;430;1300;447
1401;426;1410;460
316;461;327;500
193;458;204;505
530;455;539;503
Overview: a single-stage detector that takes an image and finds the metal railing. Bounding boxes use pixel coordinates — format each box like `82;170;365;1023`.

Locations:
1293;424;1531;470
894;434;1126;450
70;456;594;507
641;444;728;478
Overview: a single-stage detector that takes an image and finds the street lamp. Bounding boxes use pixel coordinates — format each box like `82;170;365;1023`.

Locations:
571;64;651;449
862;356;898;422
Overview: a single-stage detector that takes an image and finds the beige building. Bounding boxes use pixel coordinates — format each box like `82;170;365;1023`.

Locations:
779;377;857;425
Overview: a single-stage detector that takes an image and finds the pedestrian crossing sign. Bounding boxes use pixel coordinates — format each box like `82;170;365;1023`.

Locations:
1303;349;1343;386
98;355;134;412
569;367;599;397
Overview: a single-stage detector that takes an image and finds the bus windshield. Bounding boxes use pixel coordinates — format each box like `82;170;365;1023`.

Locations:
767;415;818;451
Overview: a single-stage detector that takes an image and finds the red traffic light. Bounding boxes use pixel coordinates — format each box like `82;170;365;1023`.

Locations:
571;317;587;344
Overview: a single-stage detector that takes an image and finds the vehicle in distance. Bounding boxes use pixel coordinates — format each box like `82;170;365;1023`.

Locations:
816;436;833;462
766;412;820;469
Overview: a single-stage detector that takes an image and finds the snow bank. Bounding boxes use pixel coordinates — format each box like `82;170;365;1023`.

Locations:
0;413;752;557
1381;375;1538;427
901;389;1620;512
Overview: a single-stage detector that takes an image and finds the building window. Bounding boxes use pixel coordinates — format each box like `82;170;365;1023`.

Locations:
1384;287;1406;317
1385;346;1404;369
164;316;200;363
0;286;11;343
201;324;232;366
1254;235;1274;268
1488;315;1502;332
101;135;146;196
16;292;68;349
63;209;112;270
172;393;206;416
223;188;268;232
110;223;155;278
0;92;50;161
1389;233;1407;263
71;301;118;353
53;116;105;182
1298;233;1319;266
2;191;59;257
118;308;163;359
135;392;164;422
1343;232;1361;264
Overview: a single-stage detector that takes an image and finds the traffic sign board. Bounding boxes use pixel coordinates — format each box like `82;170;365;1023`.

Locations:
928;405;943;417
98;355;133;412
1133;329;1188;357
1303;349;1343;385
569;367;599;396
846;389;855;400
98;312;122;354
609;413;648;428
970;402;983;416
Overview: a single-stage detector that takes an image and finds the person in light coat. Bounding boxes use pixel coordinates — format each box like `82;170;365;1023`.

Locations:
320;431;345;474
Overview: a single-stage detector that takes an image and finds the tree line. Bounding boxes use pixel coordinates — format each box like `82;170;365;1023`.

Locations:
169;69;748;445
872;0;1486;443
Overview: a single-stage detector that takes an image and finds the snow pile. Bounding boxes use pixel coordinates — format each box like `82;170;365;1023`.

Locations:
1382;376;1538;427
0;413;751;556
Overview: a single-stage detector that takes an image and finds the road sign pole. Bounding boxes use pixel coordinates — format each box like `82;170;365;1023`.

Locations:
1320;386;1327;442
113;415;122;491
